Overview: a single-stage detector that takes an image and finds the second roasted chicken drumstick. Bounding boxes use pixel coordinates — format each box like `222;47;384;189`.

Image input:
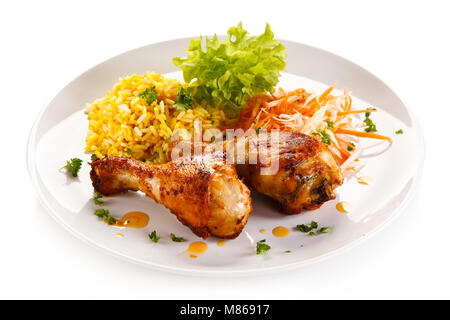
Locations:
234;131;343;214
90;154;252;239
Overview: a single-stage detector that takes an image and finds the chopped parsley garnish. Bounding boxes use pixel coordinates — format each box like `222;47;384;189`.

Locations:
296;221;330;236
363;117;377;132
326;120;334;129
364;108;377;132
104;216;117;225
319;226;331;234
94;209;116;225
365;107;376;117
93;193;104;206
320;130;332;144
256;239;271;255
347;142;356;151
284;250;291;253
173;86;194;111
312;130;331;145
395;129;404;134
94;208;109;219
170;233;185;242
296;221;318;233
60;158;83;177
149;231;160;243
126;148;132;155
90;154;98;161
256;127;262;133
139;86;158;106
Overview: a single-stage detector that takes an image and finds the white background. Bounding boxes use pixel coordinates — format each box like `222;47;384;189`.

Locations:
1;0;448;299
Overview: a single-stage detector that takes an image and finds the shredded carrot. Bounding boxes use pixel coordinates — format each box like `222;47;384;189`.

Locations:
335;128;392;143
337;109;377;116
319;83;337;104
232;84;391;168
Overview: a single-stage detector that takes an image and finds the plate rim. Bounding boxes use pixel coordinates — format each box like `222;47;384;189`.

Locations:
26;37;426;276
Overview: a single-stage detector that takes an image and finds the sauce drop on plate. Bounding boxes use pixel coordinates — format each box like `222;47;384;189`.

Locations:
116;211;149;228
336;201;353;213
115;233;124;238
259;229;266;234
188;241;208;254
217;240;226;247
272;226;290;237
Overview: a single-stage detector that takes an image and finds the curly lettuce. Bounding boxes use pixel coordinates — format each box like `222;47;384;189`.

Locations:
173;23;286;117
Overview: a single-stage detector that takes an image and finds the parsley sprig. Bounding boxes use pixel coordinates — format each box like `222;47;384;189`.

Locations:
319;226;331;234
365;107;377;117
364;117;377;132
139;86;158;106
256;239;271;255
93;193;104;206
94;209;116;225
326;120;334;129
364;107;377;132
347;142;356;151
60;158;83;177
170;233;185;242
173;86;194;111
312;130;331;145
296;221;318;233
149;231;160;243
296;221;331;236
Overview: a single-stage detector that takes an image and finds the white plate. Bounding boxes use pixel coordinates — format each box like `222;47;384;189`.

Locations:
27;38;424;276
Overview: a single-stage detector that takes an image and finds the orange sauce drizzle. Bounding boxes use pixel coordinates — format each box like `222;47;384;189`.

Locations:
115;211;149;228
188;241;208;254
272;226;290;237
217;240;226;247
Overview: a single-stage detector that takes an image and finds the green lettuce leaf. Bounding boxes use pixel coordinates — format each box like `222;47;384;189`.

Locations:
173;22;286;117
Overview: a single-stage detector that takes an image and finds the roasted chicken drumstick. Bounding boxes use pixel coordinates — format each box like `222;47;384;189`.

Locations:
234;131;343;214
90;154;252;239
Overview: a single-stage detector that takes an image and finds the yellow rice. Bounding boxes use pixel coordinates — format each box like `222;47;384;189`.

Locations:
85;72;227;163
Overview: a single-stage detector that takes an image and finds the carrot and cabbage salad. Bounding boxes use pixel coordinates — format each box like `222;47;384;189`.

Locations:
230;84;392;172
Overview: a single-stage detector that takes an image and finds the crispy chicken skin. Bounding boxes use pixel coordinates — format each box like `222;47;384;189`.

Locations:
235;131;343;214
90;155;252;239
